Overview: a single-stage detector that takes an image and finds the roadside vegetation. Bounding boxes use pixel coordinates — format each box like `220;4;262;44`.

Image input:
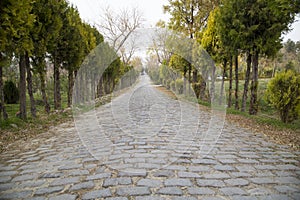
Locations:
0;0;142;152
147;0;300;148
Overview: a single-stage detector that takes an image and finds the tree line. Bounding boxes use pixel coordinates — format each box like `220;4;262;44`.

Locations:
147;0;299;122
0;0;138;120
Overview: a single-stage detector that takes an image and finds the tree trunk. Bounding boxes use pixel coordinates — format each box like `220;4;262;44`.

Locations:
188;64;191;96
219;59;227;105
249;51;259;115
54;55;61;110
228;56;233;108
26;53;36;118
241;52;252;112
97;76;104;98
39;70;50;114
234;54;239;110
210;63;216;104
0;64;8;120
19;54;27;119
192;69;197;83
67;70;74;107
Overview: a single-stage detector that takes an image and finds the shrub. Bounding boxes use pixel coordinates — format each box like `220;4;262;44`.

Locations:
192;83;201;99
265;70;300;123
3;80;19;104
170;81;176;92
175;78;184;94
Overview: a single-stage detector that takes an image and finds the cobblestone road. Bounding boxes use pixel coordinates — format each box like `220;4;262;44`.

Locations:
0;75;299;200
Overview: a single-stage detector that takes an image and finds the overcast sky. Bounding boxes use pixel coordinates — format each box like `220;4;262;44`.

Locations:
68;0;299;42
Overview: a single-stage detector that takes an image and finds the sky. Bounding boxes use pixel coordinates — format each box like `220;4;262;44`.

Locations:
67;0;300;42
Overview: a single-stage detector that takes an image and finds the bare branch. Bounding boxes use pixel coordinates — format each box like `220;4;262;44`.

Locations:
97;6;144;64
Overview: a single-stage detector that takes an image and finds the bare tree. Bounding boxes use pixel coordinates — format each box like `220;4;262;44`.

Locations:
149;27;173;64
98;6;143;65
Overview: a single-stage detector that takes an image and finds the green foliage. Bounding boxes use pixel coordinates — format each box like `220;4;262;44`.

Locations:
265;70;300;123
170;81;176;92
3;80;19;104
163;0;216;39
175;78;184;94
169;54;189;76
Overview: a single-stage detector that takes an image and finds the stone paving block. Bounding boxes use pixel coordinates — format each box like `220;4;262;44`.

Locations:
219;159;237;164
191;159;218;165
103;177;132;187
274;185;299;193
118;169;147;177
86;172;111;180
274;176;300;184
187;187;215;195
27;197;47;200
188;166;211;172
82;189;112;199
276;164;300;170
202;172;230;179
165;165;186;171
0;183;14;190
197;179;225;187
69;169;89;176
0;176;12;183
11;174;38;182
152;170;175;177
258;194;291;200
138;163;161;169
18;180;46;188
49;194;78;200
0;190;32;199
171;197;197;200
290;193;300;200
0;170;18;176
135;197;165;200
236;165;256;172
199;197;225;200
249;177;275;184
137;179;162;187
254;171;274;177
69;181;94;191
224;178;249;186
35;186;64;195
230;172;252;178
116;186;150;196
248;187;272;195
58;164;82;170
164;178;192;186
254;165;276;170
214;165;235;171
231;196;258;200
157;187;182;195
49;177;80;186
40;172;64;178
106;197;128;200
178;171;200;178
219;187;247;195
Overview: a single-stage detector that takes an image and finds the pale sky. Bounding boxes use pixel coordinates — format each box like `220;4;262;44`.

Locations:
68;0;299;42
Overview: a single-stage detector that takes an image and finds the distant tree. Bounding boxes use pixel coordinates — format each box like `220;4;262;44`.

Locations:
285;39;296;54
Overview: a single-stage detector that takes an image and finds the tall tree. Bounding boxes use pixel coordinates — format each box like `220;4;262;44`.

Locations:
164;0;218;90
218;0;299;115
1;0;35;119
31;0;65;113
47;0;69;110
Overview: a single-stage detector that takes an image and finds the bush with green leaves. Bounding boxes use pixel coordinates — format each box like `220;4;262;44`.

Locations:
175;78;184;94
265;70;300;123
4;80;19;104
